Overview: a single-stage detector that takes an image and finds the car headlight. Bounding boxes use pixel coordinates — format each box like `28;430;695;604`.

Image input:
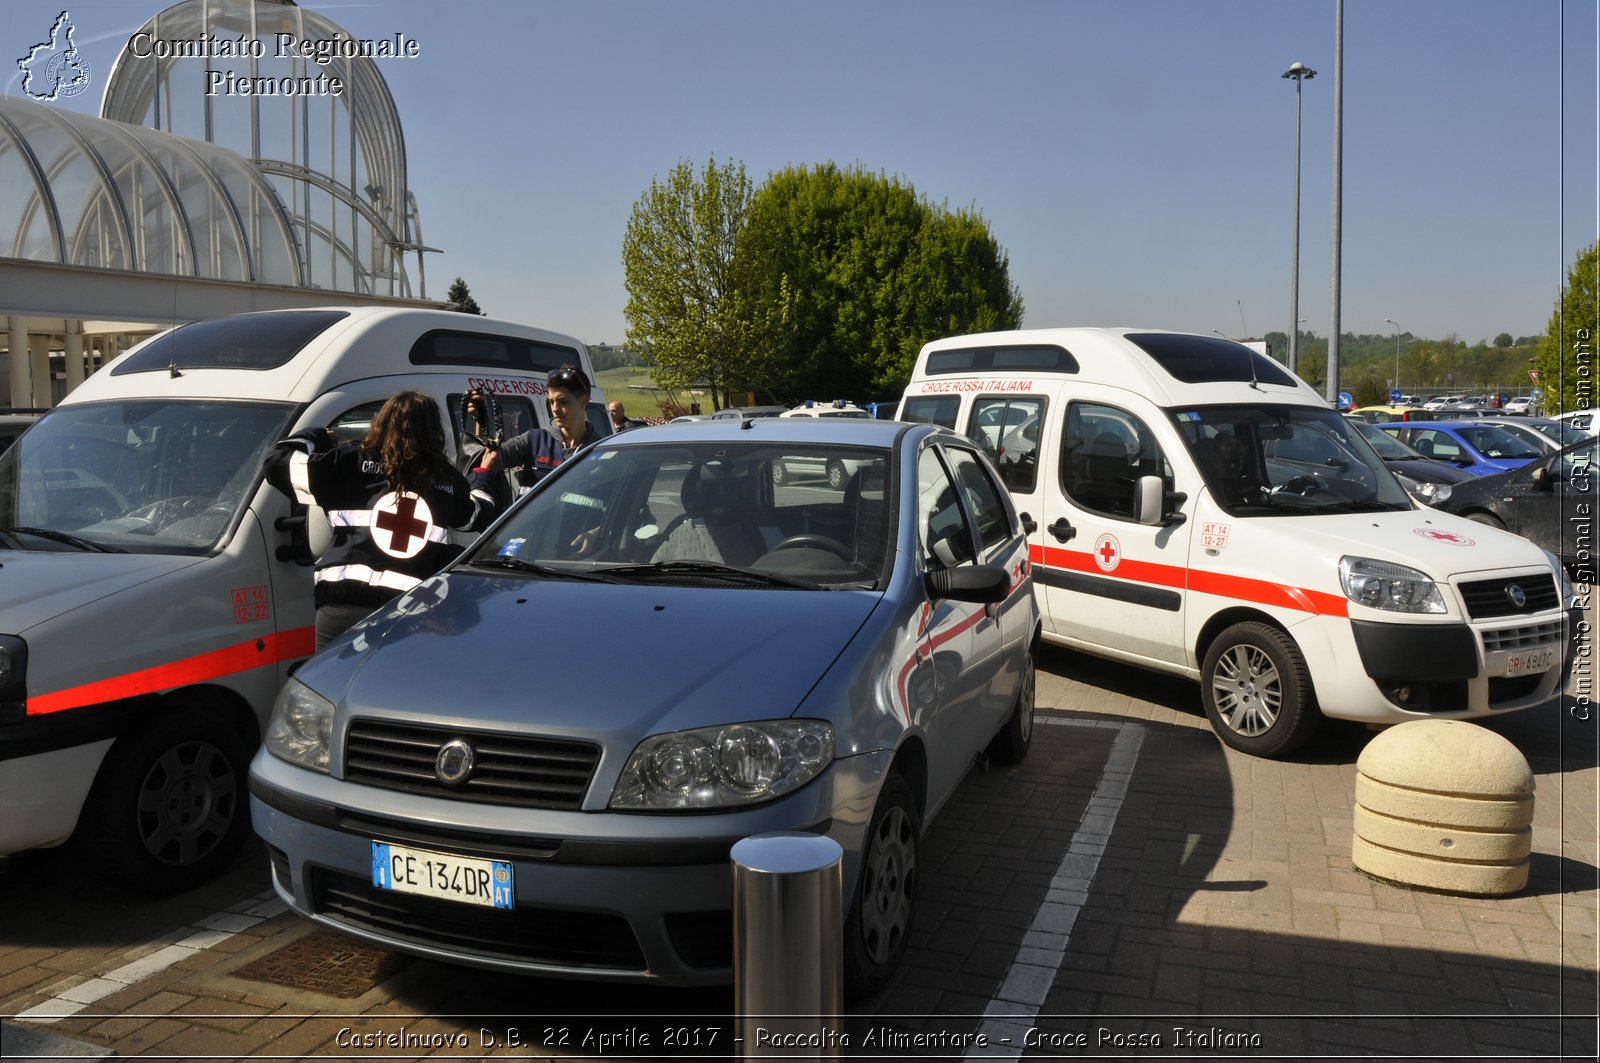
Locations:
610;720;834;810
1404;478;1451;506
1548;550;1580;606
264;678;334;773
1339;555;1447;613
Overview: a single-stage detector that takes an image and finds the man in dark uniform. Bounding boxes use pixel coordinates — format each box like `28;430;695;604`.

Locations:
482;365;601;496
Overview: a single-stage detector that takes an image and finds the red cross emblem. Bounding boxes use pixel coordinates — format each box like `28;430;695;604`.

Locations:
1414;527;1475;547
371;491;436;559
1093;532;1122;572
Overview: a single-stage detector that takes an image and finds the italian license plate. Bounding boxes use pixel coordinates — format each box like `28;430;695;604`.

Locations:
1502;647;1556;677
371;841;514;909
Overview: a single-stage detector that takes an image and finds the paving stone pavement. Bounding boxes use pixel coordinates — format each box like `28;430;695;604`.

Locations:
2;642;1596;1061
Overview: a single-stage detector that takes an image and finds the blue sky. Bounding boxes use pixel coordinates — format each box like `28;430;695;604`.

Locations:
5;0;1596;349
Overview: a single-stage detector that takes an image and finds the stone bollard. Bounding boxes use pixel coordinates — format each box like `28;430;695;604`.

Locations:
1352;719;1534;896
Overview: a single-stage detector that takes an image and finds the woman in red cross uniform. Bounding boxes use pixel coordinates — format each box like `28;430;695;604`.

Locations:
266;390;501;648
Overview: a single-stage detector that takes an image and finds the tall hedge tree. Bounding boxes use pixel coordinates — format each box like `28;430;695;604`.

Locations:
734;163;1023;399
445;277;483;315
1533;241;1600;414
622;156;753;407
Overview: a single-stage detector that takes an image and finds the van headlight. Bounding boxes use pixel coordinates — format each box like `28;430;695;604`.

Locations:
1339;556;1447;613
0;635;25;689
265;678;334;773
610;720;834;810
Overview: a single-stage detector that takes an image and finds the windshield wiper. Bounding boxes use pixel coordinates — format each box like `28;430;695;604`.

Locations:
3;526;125;553
466;555;613;582
602;560;820;590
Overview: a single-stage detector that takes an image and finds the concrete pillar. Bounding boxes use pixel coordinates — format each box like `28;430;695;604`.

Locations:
29;335;52;408
7;316;27;408
64;321;85;393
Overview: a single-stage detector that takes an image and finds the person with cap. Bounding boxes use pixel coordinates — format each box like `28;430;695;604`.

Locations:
482;364;601;496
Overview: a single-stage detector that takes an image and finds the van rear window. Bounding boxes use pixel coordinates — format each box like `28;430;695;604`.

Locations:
409;331;583;372
923;345;1078;375
1126;333;1297;386
111;310;348;375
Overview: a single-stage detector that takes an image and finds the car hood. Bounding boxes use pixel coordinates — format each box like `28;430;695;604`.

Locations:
1225;509;1557;588
0;550;204;634
1383;457;1478;484
317;574;883;741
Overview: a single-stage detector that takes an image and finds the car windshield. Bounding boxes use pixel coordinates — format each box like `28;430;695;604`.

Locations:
1454;424;1545;460
467;440;894;589
0;399;295;554
1353;420;1423;460
1172;405;1413;514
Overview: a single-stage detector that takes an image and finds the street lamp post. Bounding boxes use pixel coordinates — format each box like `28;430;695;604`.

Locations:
1282;61;1316;375
1385;318;1402;394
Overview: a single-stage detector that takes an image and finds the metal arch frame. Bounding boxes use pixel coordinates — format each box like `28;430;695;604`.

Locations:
122;129;256;282
253;159;411;294
59;110;201;277
22;106;139;271
0;107;67;261
183;138;306;286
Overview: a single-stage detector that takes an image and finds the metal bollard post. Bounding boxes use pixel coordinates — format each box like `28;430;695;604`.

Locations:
731;832;844;1059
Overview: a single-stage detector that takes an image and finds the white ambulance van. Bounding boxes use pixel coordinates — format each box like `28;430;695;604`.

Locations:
898;328;1577;756
0;307;606;891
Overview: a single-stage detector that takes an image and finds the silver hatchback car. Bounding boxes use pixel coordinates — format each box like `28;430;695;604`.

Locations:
249;418;1039;996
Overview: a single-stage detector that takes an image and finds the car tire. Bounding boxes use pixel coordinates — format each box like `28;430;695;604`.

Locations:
1465;511;1507;530
771;461;788;487
844;774;920;999
987;647;1035;764
1200;622;1320;757
826;459;847;490
82;706;252;895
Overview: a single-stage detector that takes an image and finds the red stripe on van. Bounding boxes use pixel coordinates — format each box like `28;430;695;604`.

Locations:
26;626;318;716
1029;544;1348;618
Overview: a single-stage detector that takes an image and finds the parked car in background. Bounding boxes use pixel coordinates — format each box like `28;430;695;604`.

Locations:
1552;408;1600;435
1377;420;1546;477
1346;405;1434;424
710;405;787;421
774;401;874;485
250;417;1038;997
1440;436;1598;580
1502;395;1537;416
0;409;44;455
1423;395;1463;411
1513;416;1594;450
1348;419;1477;506
1473;417;1566;456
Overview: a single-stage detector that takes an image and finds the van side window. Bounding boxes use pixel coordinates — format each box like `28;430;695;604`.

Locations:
900;395;959;428
966;397;1044;493
1061;402;1172;521
918;448;975;570
328;402;383;444
943;446;1015;555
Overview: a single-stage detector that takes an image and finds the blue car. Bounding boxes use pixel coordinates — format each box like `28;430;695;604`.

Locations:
249;418;1038;997
1376;420;1545;477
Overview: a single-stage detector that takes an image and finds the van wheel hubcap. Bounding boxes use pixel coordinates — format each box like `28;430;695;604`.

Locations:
1212;645;1281;737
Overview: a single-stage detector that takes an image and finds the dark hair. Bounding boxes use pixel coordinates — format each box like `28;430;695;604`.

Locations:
547;364;591;395
362;390;453;494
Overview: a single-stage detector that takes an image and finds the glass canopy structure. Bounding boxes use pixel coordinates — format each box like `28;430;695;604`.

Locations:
1;0;427;297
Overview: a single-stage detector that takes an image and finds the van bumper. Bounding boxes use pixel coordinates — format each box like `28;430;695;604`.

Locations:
0;739;112;855
1307;608;1575;723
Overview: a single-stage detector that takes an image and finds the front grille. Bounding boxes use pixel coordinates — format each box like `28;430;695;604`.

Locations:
1458;574;1559;619
1483;620;1565;653
1489;675;1546;704
310;868;646;971
344;720;600;810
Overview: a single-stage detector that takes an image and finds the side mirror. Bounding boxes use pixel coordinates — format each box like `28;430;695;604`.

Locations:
1136;475;1187;527
926;565;1010;604
1531;465;1556;491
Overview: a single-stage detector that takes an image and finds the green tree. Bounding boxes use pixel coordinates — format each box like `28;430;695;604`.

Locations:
734;163;1023;399
1494;332;1514;348
1534;241;1600;413
444;277;483;315
622;156;753;408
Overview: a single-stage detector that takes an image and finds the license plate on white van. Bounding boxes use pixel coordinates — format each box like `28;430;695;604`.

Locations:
371;842;514;909
1500;647;1557;678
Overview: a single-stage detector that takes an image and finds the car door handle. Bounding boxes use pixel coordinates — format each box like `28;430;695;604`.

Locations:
1019;511;1037;535
1048;517;1076;543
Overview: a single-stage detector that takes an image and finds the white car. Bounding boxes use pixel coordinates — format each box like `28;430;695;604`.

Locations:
1552;408;1600;436
1501;396;1536;416
773;401;874;485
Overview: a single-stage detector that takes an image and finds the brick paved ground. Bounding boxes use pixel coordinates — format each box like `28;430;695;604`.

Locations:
3;642;1596;1060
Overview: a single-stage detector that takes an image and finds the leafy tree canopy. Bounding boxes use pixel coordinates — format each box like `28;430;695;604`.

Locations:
1533;241;1600;413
